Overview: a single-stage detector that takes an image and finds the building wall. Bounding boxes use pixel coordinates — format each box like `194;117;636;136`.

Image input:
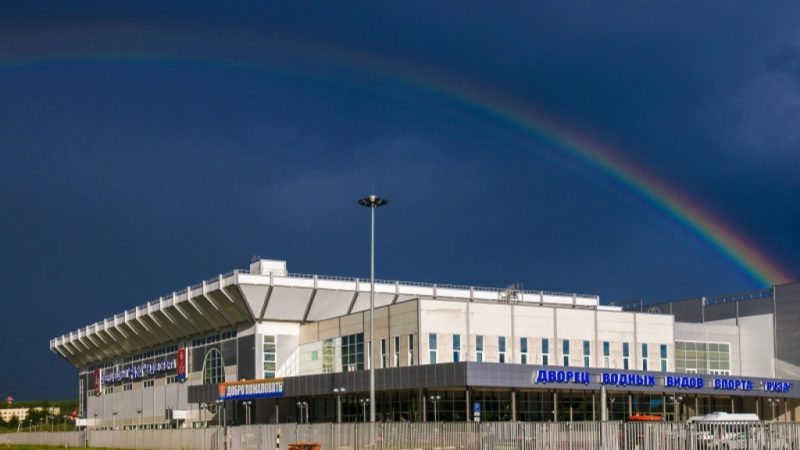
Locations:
298;299;421;374
83;326;245;429
674;320;740;375
737;314;775;378
775;282;800;379
412;300;674;372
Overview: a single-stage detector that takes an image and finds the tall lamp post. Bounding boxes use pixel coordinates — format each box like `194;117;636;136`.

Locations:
216;399;225;427
358;194;388;448
359;399;370;423
112;410;118;430
334;388;346;423
670;395;683;422
429;395;442;422
768;398;781;420
243;401;253;425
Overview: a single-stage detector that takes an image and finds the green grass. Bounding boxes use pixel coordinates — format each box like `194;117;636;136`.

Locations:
0;446;132;450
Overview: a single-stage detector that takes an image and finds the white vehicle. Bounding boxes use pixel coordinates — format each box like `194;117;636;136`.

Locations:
692;412;763;449
696;412;760;422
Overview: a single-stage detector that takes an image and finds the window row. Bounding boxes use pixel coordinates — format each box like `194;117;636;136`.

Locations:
427;334;669;371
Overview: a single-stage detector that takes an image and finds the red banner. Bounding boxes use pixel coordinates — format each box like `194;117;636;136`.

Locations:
176;348;186;382
92;368;102;396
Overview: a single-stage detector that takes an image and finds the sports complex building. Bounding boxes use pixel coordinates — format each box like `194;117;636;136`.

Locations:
50;259;800;429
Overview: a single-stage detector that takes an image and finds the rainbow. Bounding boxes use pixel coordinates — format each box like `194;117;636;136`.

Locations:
0;24;792;286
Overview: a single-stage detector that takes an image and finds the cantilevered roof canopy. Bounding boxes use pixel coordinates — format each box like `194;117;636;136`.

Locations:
51;259;604;368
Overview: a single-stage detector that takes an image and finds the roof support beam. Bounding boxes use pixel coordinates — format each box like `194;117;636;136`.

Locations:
122;321;151;349
218;287;254;323
258;285;274;321
179;297;218;332
144;313;182;342
157;309;197;338
165;304;206;336
301;287;317;324
198;293;237;328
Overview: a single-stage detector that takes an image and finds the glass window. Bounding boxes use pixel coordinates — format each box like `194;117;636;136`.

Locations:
675;341;730;375
542;338;550;366
520;337;528;353
623;342;630;370
408;334;414;365
323;338;336;373
202;348;225;385
342;333;365;371
429;333;438;364
603;341;610;368
562;340;570;367
263;335;277;378
393;336;400;367
499;336;507;363
381;338;387;369
583;340;590;368
476;335;484;362
453;334;461;363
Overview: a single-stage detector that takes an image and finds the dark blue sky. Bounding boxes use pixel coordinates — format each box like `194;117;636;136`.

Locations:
1;1;799;400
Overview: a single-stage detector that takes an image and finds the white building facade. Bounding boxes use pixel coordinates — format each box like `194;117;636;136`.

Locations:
50;259;800;428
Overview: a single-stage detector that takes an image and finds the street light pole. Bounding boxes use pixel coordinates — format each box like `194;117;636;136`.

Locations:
334;388;346;423
358;194;388;448
670;395;683;422
360;398;369;423
429;395;441;422
768;398;780;420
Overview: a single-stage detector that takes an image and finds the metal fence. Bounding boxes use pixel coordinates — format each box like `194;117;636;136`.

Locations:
7;421;800;449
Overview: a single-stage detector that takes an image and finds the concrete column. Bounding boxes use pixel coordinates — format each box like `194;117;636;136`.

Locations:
600;387;607;421
553;392;558;421
511;390;517;422
420;389;426;422
465;389;471;422
628;394;633;417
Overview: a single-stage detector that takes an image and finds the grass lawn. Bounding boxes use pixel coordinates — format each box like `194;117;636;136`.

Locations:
1;446;132;450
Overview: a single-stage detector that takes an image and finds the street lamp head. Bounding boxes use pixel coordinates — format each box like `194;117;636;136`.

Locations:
358;195;388;209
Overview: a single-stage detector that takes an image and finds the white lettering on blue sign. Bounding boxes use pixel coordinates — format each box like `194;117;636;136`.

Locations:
534;369;590;385
601;373;655;387
762;381;793;393
101;359;177;384
665;376;704;389
222;380;283;400
713;379;754;392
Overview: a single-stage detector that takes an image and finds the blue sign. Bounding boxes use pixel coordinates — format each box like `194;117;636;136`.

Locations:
535;369;590;385
602;373;655;387
665;375;704;389
219;379;284;401
101;359;177;384
473;402;480;413
713;379;754;392
763;381;792;393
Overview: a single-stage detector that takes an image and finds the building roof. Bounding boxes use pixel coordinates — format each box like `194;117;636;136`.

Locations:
50;259;602;368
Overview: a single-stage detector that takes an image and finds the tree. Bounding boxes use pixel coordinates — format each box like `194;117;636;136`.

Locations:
7;415;19;430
